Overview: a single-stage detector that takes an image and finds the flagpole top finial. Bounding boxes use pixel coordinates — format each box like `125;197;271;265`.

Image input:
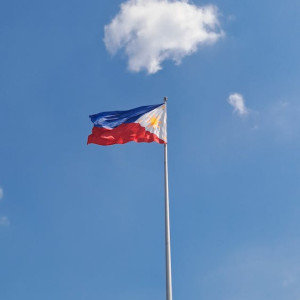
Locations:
164;97;168;103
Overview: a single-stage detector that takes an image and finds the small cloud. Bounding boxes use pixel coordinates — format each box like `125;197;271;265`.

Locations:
0;187;3;200
0;216;10;226
283;275;297;288
201;241;300;300
263;100;300;140
104;0;224;74
227;14;236;22
228;93;249;116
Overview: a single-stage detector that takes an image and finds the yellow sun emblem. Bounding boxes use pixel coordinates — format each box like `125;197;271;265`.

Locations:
148;116;161;129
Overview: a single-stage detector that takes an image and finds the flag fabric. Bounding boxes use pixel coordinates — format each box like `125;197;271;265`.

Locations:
87;103;167;146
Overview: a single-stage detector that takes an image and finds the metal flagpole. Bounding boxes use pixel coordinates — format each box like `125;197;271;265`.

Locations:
164;96;173;300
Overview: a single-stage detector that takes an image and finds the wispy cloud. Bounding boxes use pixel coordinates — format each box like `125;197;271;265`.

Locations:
0;187;3;200
228;93;249;116
266;100;298;138
248;100;300;140
104;0;224;74
0;216;9;226
200;241;300;300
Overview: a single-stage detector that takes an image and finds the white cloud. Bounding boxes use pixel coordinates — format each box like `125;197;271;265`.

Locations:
0;216;9;226
104;0;224;74
0;187;3;200
228;93;249;116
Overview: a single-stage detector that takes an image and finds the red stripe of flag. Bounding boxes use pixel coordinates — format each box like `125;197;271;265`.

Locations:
87;123;165;146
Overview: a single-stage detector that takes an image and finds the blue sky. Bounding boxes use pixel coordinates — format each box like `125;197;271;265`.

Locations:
1;0;300;299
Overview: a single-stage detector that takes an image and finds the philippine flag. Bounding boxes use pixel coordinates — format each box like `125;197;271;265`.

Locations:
87;103;167;146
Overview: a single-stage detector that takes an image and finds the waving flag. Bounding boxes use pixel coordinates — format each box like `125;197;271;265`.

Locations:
87;103;167;146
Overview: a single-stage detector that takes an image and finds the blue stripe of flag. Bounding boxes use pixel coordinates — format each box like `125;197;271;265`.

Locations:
89;103;163;129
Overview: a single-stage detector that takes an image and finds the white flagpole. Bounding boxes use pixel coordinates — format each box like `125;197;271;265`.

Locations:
164;96;173;300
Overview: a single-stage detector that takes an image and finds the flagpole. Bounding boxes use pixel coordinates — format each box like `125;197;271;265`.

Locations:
164;96;173;300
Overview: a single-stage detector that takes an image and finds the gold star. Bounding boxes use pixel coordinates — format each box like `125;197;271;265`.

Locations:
148;116;161;129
